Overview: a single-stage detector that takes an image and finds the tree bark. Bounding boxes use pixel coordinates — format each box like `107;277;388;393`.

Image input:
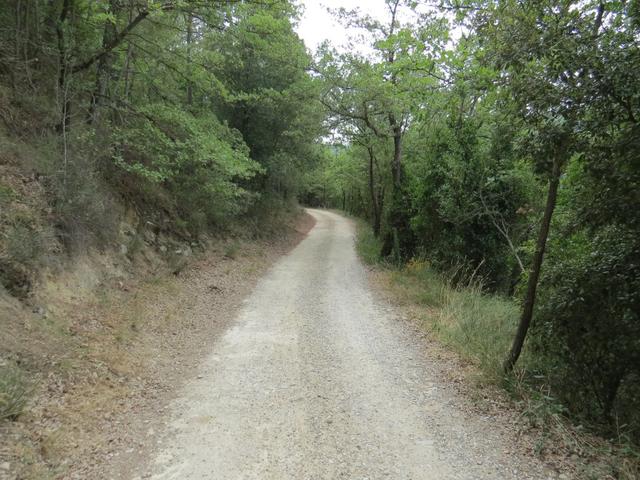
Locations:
120;41;134;101
55;0;71;133
367;146;382;237
381;115;406;261
89;0;119;125
186;13;193;106
504;157;562;372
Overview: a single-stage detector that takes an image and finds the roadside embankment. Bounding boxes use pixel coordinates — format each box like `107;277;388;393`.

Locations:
0;210;315;480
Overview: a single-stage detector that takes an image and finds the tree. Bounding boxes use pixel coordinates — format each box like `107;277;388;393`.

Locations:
318;0;448;260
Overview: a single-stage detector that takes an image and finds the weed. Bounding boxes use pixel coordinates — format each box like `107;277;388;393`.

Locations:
0;362;31;421
224;241;241;260
355;220;383;266
167;250;188;275
0;183;16;204
126;233;145;258
6;223;43;267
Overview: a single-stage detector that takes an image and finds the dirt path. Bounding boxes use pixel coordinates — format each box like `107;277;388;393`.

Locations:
104;209;555;480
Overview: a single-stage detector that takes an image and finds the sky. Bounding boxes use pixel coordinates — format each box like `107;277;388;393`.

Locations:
295;0;391;53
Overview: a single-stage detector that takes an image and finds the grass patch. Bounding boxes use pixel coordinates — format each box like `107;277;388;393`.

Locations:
355;220;517;377
436;280;519;379
354;219;384;266
0;183;16;204
0;362;31;421
395;258;518;379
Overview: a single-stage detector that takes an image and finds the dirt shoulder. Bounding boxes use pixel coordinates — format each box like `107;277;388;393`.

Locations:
0;211;315;480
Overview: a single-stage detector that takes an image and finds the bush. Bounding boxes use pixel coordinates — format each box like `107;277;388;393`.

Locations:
241;194;299;238
533;226;640;440
31;132;119;251
6;223;42;266
0;260;31;297
1;211;44;298
113;105;261;234
54;151;119;250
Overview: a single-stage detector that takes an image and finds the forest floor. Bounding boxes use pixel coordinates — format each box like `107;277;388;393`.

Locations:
98;209;569;480
0;211;315;480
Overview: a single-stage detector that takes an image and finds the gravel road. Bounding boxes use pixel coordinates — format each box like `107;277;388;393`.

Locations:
145;209;553;480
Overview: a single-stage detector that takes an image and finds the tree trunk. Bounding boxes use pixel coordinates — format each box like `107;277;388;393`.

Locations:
380;3;405;259
89;0;118;125
120;42;133;101
367;147;381;237
376;185;384;237
55;0;71;133
186;13;193;106
504;157;562;372
390;119;402;188
381;116;406;261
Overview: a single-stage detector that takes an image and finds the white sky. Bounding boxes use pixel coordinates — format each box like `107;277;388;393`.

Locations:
295;0;392;53
295;1;462;56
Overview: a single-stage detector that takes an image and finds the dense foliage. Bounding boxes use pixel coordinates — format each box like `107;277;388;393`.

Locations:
0;0;322;242
307;0;640;444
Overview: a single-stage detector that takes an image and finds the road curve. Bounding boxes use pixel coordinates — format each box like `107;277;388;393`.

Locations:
147;209;549;480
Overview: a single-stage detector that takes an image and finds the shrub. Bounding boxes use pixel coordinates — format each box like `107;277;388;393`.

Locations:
1;214;43;297
53;155;119;250
0;260;31;297
0;363;30;421
32;132;120;251
533;226;640;440
112;105;262;234
6;223;42;267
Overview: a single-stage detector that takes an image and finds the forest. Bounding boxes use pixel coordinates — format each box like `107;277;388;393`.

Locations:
0;0;638;473
303;0;640;452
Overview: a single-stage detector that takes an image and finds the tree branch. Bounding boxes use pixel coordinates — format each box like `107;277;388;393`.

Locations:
479;190;525;274
72;9;151;73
